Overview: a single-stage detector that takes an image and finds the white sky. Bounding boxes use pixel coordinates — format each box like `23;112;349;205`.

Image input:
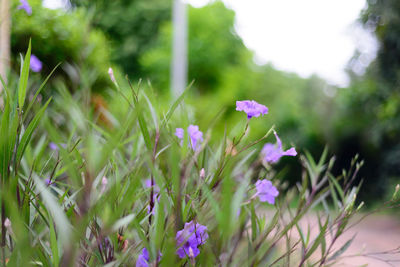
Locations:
189;0;378;87
44;0;378;87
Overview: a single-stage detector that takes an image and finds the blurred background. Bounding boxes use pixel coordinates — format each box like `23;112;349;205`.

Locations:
3;0;400;204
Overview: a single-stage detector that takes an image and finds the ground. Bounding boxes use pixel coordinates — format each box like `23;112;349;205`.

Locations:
334;214;400;267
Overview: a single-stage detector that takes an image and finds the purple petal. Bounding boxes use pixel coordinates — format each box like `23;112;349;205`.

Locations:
283;147;297;156
30;54;42;72
49;142;58;151
255;179;279;204
261;143;282;163
273;131;282;150
188;125;203;151
17;0;32;15
176;220;208;258
262;132;297;163
175;128;184;139
236;100;268;119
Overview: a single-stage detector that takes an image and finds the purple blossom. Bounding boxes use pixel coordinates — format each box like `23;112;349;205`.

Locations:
136;248;162;267
45;179;52;186
236;100;268;119
17;0;32;15
175;128;184;139
49;142;58;151
30;54;42;72
176;221;208;259
255;179;279;204
49;142;67;151
261;131;297;164
136;248;150;267
175;125;203;151
188;125;203;150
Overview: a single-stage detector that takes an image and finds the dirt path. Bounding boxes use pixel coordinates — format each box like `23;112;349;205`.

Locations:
331;214;400;266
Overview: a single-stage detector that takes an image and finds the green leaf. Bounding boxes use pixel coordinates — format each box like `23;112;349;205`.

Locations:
318;214;327;257
18;40;31;110
305;217;329;259
16;98;51;164
327;234;356;262
0;73;7;90
161;81;192;127
32;174;72;246
143;92;158;130
24;63;61;121
136;102;152;150
328;174;344;201
0;93;11;181
49;216;60;266
250;201;257;242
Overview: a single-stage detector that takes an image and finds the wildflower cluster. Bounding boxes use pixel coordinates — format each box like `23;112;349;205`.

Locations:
176;221;209;259
175;125;204;151
2;44;396;267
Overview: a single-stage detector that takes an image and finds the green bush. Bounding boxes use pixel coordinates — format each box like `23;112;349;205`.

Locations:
11;0;113;92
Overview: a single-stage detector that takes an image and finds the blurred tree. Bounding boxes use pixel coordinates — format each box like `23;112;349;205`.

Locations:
331;0;400;200
141;1;249;93
68;0;171;78
140;1;333;192
141;1;330;143
360;0;400;85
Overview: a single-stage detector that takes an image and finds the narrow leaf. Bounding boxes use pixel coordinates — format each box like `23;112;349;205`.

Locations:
18;40;31;109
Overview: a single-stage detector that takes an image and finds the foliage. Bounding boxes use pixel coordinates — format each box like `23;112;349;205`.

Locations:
0;44;399;266
69;0;172;77
330;0;400;200
141;1;330;146
11;0;113;92
141;1;250;93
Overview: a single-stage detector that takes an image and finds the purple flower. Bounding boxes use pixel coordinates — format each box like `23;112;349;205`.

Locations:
175;128;184;139
136;248;162;267
176;221;208;259
136;248;150;267
261;131;297;164
17;0;32;15
175;125;203;151
49;142;67;151
45;178;53;186
188;125;203;150
49;142;58;151
255;179;279;204
30;54;42;72
236;100;268;119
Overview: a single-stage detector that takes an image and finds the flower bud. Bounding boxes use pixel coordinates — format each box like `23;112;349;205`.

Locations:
200;168;205;179
108;67;116;83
